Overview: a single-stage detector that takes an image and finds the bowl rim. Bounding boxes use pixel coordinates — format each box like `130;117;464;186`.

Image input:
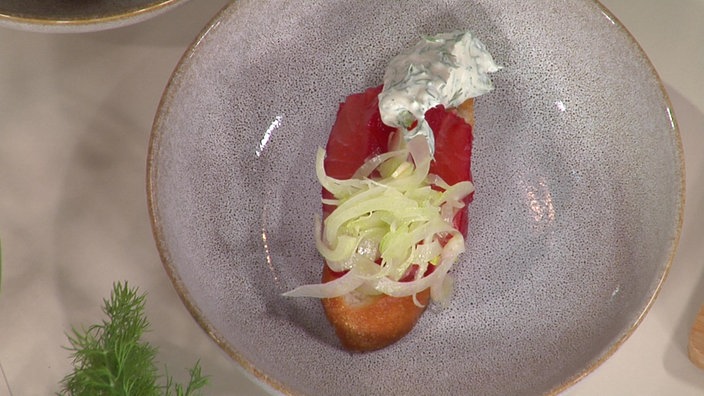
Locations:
146;1;686;394
0;0;187;32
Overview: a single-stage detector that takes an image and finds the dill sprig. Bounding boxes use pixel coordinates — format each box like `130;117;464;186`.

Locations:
58;282;208;396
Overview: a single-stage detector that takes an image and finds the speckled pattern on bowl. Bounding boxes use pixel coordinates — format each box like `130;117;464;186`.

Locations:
147;1;684;395
0;0;189;32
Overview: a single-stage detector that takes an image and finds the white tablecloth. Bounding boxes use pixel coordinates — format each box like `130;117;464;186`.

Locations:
0;0;702;394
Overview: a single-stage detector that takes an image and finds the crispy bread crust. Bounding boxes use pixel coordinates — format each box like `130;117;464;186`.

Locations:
321;265;430;351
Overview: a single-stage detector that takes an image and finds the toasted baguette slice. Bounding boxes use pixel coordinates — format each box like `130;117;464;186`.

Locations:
321;265;430;352
321;98;475;352
454;98;475;126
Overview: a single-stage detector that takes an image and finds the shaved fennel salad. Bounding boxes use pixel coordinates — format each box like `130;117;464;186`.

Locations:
284;134;473;304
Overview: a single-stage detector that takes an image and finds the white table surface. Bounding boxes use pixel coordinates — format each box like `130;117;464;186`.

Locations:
0;0;702;395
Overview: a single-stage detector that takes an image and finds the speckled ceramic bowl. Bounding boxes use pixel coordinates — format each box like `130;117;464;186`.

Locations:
148;0;684;394
0;0;189;32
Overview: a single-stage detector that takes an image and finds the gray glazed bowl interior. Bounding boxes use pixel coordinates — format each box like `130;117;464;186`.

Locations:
148;0;684;395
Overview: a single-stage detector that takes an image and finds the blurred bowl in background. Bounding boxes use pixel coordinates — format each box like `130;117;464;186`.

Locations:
0;0;190;33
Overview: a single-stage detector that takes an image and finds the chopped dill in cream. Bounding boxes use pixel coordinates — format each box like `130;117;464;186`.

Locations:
378;31;500;153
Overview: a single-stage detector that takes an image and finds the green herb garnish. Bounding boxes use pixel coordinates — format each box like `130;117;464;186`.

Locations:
58;281;208;396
